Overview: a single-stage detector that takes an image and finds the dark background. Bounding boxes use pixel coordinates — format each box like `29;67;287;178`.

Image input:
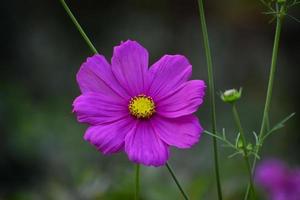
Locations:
0;0;299;199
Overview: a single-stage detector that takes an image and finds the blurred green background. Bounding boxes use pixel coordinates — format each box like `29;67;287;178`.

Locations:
0;0;299;199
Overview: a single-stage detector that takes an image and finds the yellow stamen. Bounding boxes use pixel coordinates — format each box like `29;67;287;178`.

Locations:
128;94;155;119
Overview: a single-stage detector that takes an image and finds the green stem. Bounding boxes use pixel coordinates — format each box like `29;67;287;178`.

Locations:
135;164;140;200
59;3;190;200
244;4;285;199
232;104;256;200
166;162;190;200
58;1;144;199
197;1;223;199
59;0;98;54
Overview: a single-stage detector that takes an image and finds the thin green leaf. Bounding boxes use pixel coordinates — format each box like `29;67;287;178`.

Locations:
222;128;226;140
262;11;278;15
262;113;296;141
253;131;259;146
287;14;300;23
259;0;276;12
249;151;261;160
288;0;300;8
235;133;241;148
228;151;242;159
204;130;224;141
204;130;236;149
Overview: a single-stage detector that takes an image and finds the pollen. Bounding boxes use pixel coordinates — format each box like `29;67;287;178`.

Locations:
129;94;155;119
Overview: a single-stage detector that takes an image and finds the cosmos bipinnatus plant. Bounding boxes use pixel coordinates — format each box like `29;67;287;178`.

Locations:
59;0;298;199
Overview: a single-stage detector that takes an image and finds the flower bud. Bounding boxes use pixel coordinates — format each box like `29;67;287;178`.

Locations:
221;88;242;103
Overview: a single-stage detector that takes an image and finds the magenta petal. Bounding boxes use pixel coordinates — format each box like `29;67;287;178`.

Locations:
148;55;192;100
84;118;136;154
152;115;202;148
255;159;300;200
156;80;206;118
125;121;169;167
256;160;289;192
77;54;129;99
73;92;128;126
111;40;149;96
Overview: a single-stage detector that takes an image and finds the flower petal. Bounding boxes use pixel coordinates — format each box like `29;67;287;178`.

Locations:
73;92;128;126
255;159;289;192
125;121;169;167
84;117;136;154
156;80;206;118
111;40;149;96
148;55;192;100
77;54;129;99
153;115;202;148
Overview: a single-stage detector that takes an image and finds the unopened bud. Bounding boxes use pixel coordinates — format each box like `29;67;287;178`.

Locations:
221;88;242;103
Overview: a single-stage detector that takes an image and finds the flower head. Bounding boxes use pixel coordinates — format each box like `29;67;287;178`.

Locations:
220;88;242;103
256;159;300;200
73;40;206;167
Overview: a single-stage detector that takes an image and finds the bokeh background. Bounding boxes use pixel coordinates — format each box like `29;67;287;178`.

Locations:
1;0;299;199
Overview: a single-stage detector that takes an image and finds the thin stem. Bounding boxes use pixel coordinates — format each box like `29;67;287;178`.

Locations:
59;0;98;54
58;1;144;199
135;164;140;200
197;1;223;199
166;162;190;200
244;4;285;199
232;104;256;200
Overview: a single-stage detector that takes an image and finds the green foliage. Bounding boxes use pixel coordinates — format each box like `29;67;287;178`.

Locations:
204;112;295;161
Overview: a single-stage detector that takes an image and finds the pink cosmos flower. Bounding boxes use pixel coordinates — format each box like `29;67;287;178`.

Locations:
256;159;300;200
73;40;206;167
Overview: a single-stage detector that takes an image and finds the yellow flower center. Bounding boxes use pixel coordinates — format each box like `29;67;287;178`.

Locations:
128;94;155;119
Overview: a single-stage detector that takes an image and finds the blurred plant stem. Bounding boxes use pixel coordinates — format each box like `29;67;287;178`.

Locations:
135;164;140;200
244;3;286;199
59;0;98;54
197;0;223;199
59;1;189;199
166;162;190;200
232;104;256;200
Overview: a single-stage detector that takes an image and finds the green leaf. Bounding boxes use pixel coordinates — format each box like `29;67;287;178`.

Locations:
203;130;236;150
228;151;242;159
262;112;295;141
252;131;259;146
